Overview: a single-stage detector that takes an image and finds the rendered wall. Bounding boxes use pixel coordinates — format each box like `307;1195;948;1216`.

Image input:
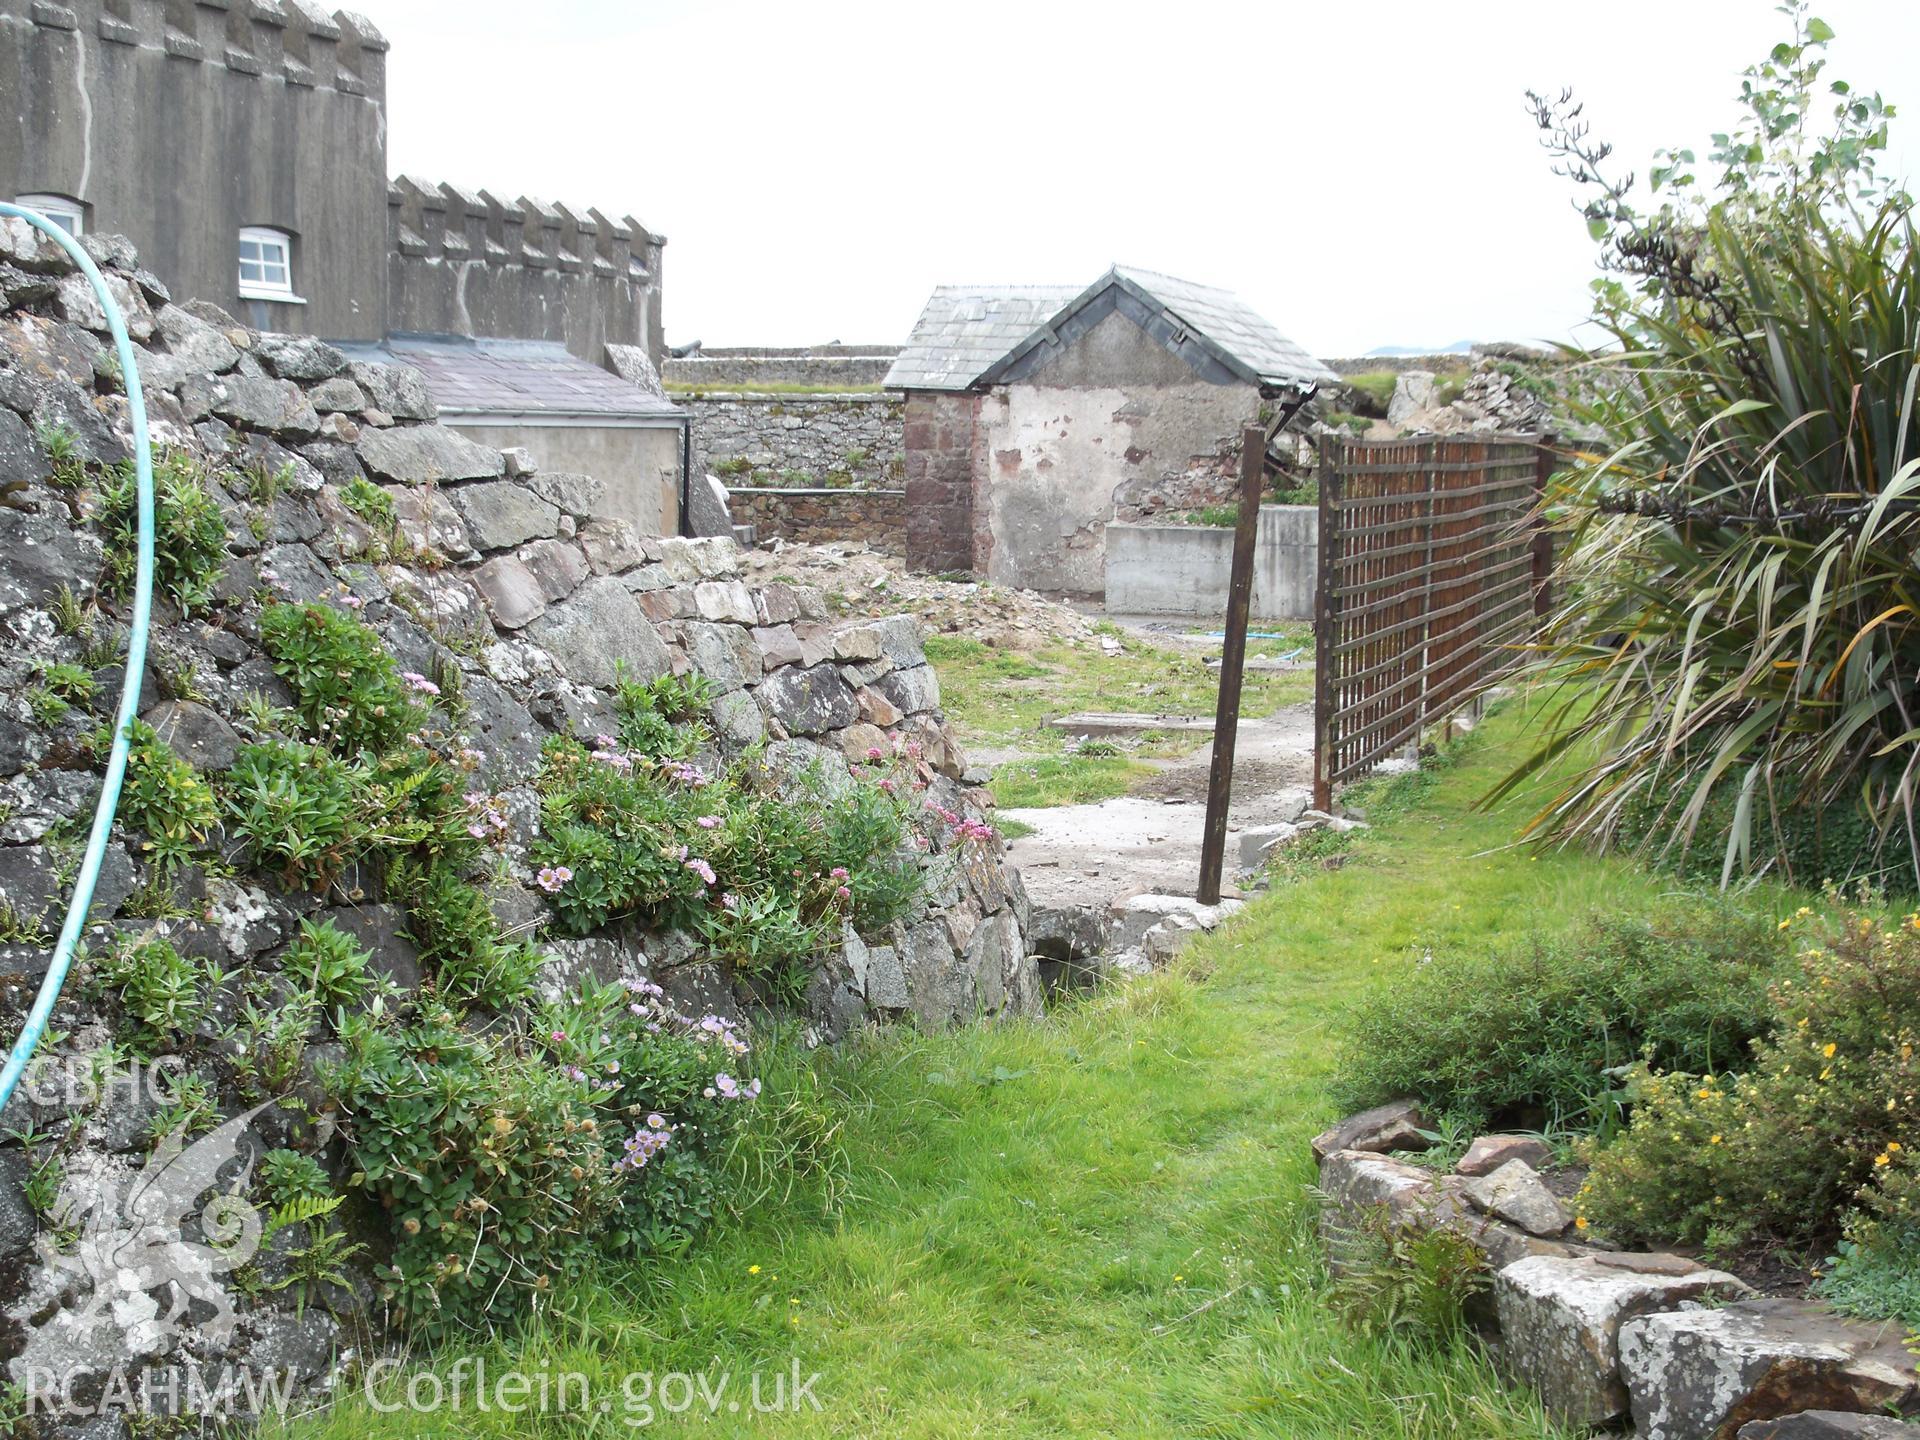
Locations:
975;309;1260;595
1104;507;1318;621
446;421;682;537
0;0;390;340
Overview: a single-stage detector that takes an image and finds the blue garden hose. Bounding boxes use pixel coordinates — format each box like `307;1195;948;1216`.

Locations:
0;203;156;1118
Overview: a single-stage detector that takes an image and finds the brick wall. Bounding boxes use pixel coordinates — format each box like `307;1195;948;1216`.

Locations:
903;391;979;574
727;487;905;554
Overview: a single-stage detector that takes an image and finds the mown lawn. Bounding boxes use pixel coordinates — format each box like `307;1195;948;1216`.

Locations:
276;710;1798;1439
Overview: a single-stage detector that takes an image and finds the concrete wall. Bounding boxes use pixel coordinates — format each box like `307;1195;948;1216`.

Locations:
387;177;665;367
1104;507;1318;621
448;421;682;536
0;0;390;339
727;487;904;553
902;390;979;574
975;309;1260;595
683;391;903;489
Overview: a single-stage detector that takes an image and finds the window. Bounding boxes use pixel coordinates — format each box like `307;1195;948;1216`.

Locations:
13;194;84;236
237;226;298;301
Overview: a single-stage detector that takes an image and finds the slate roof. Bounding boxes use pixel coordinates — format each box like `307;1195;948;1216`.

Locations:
341;335;683;421
885;266;1336;392
883;286;1080;391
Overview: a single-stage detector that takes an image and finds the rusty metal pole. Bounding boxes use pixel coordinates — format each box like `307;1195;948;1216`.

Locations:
1197;423;1268;905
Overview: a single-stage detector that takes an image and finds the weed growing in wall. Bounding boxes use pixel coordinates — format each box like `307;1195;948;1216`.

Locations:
95;449;230;616
329;978;762;1337
532;730;945;989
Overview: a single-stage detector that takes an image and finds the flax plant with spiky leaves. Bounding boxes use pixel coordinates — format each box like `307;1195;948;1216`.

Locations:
1499;8;1920;885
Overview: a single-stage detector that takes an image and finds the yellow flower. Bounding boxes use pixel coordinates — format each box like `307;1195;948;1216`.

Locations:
1173;1274;1183;1284
1876;1153;1892;1168
1709;1134;1723;1145
1574;1216;1589;1231
1890;1142;1904;1153
748;1264;761;1275
1823;1043;1837;1059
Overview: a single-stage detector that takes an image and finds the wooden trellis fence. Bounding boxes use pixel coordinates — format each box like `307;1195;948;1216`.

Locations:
1312;435;1553;808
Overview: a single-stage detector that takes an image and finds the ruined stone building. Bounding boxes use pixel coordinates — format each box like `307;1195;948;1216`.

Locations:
0;0;685;532
887;266;1336;595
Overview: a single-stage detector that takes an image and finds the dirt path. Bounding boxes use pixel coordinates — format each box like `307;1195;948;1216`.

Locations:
1002;702;1315;913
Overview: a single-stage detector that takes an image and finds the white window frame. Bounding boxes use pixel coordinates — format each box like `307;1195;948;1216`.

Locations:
237;225;303;303
14;193;84;236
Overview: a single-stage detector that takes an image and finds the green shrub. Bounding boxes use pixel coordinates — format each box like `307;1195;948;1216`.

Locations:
330;979;761;1337
532;739;940;981
96;450;230;616
388;859;539;1011
339;475;396;530
91;936;224;1057
1334;900;1787;1131
614;670;714;761
283;917;373;1008
1577;906;1920;1251
1497;19;1920;886
258;601;426;756
116;719;219;870
223;739;362;890
258;1148;333;1208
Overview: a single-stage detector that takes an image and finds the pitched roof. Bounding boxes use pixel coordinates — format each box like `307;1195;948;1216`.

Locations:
883;285;1081;391
885;266;1336;393
341;335;683;421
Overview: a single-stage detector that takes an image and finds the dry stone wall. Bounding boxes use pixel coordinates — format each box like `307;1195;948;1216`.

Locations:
0;226;1037;1408
726;486;904;554
683;391;904;490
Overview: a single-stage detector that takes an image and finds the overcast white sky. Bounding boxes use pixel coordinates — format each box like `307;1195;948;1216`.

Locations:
370;0;1920;358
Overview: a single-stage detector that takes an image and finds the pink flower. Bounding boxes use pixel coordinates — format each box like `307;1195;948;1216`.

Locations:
696;815;722;829
830;867;849;880
685;856;717;886
400;670;441;697
537;866;573;893
835;885;851;901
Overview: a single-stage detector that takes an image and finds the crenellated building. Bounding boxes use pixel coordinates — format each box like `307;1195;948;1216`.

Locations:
0;0;686;533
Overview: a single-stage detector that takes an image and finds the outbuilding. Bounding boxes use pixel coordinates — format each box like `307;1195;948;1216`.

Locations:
886;266;1336;595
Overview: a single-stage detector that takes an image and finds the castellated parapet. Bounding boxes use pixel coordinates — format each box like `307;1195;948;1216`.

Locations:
386;176;666;365
0;0;392;338
4;0;388;99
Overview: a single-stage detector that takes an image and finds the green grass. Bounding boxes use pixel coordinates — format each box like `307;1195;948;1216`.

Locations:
990;754;1155;809
926;631;1312;759
1340;371;1400;412
926;629;1312;812
269;707;1765;1440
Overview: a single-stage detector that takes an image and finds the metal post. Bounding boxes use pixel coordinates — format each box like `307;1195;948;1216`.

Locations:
1197;423;1267;905
1312;435;1339;814
1531;437;1556;616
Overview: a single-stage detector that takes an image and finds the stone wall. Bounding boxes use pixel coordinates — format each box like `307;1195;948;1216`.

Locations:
665;346;899;389
683;391;903;489
728;487;905;554
903;390;980;575
1314;1106;1920;1439
0;226;1037;1403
